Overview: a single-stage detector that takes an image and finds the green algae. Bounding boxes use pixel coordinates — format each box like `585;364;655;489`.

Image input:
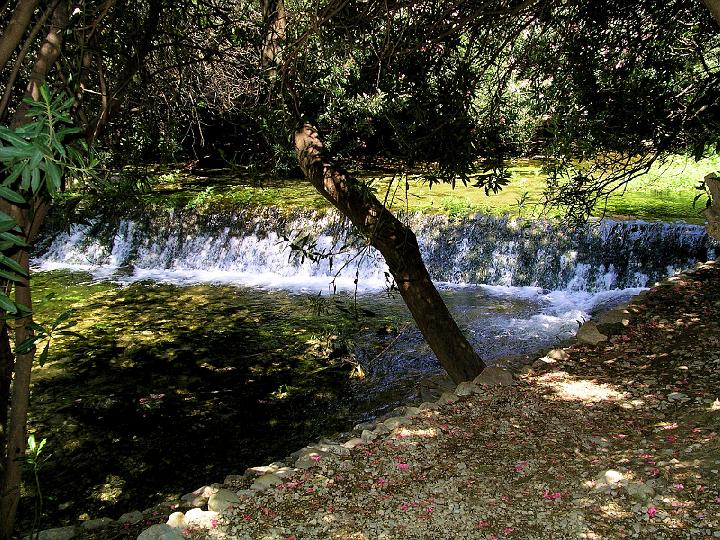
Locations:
21;270;401;533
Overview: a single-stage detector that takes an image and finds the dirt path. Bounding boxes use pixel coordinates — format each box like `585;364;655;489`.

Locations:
42;260;720;540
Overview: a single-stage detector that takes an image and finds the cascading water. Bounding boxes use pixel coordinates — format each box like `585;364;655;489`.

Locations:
34;207;716;394
34;207;716;292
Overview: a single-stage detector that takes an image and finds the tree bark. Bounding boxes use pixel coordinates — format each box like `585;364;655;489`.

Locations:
261;0;286;68
294;123;485;384
0;0;39;72
0;2;69;537
703;0;720;26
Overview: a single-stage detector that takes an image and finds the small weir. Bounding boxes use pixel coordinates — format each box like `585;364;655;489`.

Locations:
24;208;716;527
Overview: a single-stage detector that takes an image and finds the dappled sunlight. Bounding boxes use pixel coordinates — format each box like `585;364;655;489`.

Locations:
394;427;440;439
535;371;629;403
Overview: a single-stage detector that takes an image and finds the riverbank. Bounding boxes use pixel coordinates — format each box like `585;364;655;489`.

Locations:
35;258;719;539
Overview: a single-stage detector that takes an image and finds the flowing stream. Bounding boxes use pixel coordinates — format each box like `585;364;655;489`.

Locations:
34;208;717;412
25;207;716;527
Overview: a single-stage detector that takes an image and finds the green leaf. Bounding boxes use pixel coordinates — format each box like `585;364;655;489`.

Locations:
15;303;31;314
20;166;30;190
0;241;14;250
0;185;25;204
53;310;73;327
0;128;27;147
5;164;23;185
0;220;17;233
29;147;43;169
0;231;26;246
27;322;46;333
0;293;17;314
0;269;24;282
30;167;40;193
38;342;50;366
45;160;62;191
15;336;38;354
39;84;50;103
0;145;31;159
0;254;28;276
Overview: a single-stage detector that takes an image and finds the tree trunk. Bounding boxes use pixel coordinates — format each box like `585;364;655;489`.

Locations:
0;2;69;536
703;0;720;26
261;0;286;68
0;0;39;72
294;123;486;383
0;322;12;475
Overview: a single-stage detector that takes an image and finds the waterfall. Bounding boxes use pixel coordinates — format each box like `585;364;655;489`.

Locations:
33;207;716;293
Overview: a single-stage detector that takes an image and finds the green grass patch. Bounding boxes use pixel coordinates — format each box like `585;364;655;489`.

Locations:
85;155;718;223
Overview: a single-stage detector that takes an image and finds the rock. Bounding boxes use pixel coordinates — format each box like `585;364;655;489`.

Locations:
244;464;280;478
118;511;144;525
295;448;329;469
184;508;219;528
383;416;409;430
667;392;690;402
436;391;458;405
576;322;608;345
81;518;115;530
23;526;79;540
419;401;439;410
596;469;626;487
517;365;533;375
342;437;364;449
166;512;186;529
404;406;421;417
532;357;556;370
208;488;241;512
596;309;631;336
598;309;630;326
315;442;350;456
546;348;569;361
455;381;482;396
250;473;283;492
180;494;206;508
360;429;377;443
137;524;184;540
223;474;244;486
473;367;513;387
273;466;296;478
353;421;376;431
625;482;655;500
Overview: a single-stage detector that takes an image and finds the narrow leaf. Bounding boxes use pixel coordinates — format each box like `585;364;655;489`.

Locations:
0;294;17;314
0;185;25;204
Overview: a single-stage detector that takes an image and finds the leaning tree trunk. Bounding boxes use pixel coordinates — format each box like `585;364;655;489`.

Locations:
294;123;486;383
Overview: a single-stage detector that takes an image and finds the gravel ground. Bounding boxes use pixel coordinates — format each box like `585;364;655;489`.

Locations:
61;260;720;540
